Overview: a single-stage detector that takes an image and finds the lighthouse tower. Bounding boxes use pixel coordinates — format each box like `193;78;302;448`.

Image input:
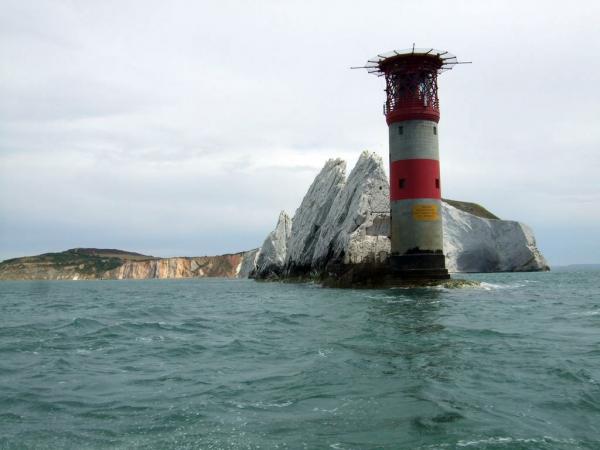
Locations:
359;47;465;280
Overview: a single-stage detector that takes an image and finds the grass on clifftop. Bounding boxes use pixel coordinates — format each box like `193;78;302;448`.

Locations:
0;251;125;275
0;248;157;278
443;199;500;220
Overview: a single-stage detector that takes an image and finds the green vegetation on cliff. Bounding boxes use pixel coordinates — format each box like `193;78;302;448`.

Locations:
0;248;154;280
0;248;252;281
443;199;500;220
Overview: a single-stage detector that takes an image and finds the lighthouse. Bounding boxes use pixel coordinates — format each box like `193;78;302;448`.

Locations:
357;47;466;280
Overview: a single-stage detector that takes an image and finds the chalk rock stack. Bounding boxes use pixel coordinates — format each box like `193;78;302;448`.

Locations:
280;153;391;276
254;211;292;278
251;151;548;280
283;158;346;271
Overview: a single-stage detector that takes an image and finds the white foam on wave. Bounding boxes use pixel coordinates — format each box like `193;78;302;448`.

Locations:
318;347;333;357
384;299;413;304
479;282;503;290
135;335;165;343
232;400;293;409
313;406;338;413
254;400;293;408
363;294;416;304
454;435;578;447
569;310;600;317
478;282;527;291
365;295;398;300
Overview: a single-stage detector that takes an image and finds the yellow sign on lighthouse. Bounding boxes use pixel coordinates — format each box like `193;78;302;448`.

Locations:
412;204;439;221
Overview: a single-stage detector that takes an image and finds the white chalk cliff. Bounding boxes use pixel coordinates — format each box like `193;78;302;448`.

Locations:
311;151;390;267
251;151;548;279
237;249;261;278
442;204;548;272
283;159;347;270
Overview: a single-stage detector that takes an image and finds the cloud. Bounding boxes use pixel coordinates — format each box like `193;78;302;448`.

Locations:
1;0;599;265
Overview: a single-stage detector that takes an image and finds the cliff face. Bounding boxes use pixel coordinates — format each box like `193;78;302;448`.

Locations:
237;248;261;278
274;152;391;278
0;248;134;281
104;254;251;279
309;151;390;268
253;211;292;279
443;204;549;272
284;159;347;270
252;151;549;280
0;248;260;281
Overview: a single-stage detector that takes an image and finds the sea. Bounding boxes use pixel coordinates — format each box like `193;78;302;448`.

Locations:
1;271;599;449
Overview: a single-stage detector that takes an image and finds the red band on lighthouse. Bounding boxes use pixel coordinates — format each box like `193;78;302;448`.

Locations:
385;107;440;125
390;159;441;201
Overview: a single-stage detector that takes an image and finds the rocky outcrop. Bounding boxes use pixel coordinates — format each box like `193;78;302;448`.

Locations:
310;151;390;267
251;151;548;281
284;159;347;271
443;204;549;272
237;248;261;278
281;152;391;278
252;211;292;279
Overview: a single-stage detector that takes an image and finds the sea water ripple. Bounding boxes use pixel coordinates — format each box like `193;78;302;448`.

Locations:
1;271;599;449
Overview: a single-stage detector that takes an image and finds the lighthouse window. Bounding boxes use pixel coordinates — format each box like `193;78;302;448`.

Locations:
398;126;403;135
433;126;437;135
399;178;405;189
435;178;440;189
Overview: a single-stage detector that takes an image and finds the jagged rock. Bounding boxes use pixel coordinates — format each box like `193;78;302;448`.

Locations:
311;151;390;267
252;211;292;279
284;158;347;273
252;151;549;281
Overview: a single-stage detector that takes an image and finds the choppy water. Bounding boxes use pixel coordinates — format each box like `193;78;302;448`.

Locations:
1;271;599;449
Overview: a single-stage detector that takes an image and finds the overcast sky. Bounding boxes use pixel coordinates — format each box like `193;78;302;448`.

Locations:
1;0;599;266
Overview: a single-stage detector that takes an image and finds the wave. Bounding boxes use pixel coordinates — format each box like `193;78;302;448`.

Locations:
52;317;105;330
2;275;599;449
568;310;600;317
478;282;527;290
453;436;581;448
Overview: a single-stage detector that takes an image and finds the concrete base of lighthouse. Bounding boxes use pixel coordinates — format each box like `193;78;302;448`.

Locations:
390;254;450;280
388;199;450;281
317;259;458;288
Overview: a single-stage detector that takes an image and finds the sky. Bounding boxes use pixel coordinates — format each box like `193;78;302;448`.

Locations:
1;0;599;266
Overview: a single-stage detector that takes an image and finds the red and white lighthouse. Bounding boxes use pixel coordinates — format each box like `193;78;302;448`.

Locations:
358;47;466;280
